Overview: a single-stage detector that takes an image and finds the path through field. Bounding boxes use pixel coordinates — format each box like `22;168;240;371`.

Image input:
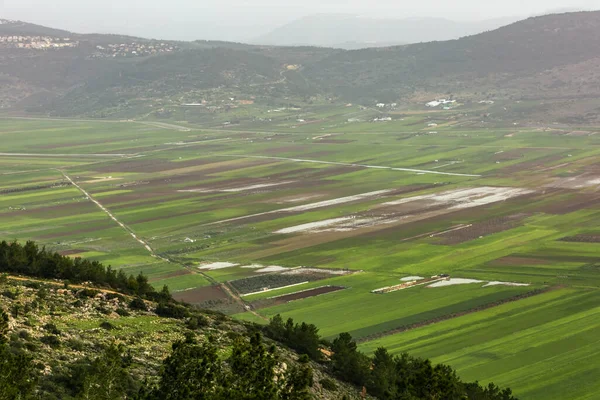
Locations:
214;154;481;177
59;169;264;316
58;170;167;261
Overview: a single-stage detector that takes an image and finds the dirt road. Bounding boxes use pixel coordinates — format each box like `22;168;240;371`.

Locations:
58;170;168;262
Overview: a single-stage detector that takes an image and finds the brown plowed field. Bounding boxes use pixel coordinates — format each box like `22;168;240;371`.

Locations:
560;234;600;243
540;194;600;214
436;214;529;245
172;285;228;304
253;286;345;309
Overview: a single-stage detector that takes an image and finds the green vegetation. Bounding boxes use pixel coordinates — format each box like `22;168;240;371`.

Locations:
0;269;516;399
1;21;600;396
0;240;169;302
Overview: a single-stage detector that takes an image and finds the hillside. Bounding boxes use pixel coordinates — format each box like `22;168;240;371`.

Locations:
254;14;519;48
303;11;600;100
1;11;600;118
0;241;518;399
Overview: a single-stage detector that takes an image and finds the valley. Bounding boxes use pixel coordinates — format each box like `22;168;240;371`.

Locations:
1;99;598;399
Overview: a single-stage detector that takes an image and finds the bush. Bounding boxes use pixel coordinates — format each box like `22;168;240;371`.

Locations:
100;321;116;331
24;282;41;289
96;306;112;315
66;338;85;351
2;290;18;300
129;297;147;311
72;300;83;308
77;288;99;298
44;323;61;335
116;308;130;317
106;293;125;302
155;302;189;319
320;378;337;391
41;335;61;348
18;330;32;340
186;315;209;330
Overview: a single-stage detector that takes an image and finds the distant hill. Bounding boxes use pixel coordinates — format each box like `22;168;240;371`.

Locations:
2;11;600;117
0;19;73;37
253;14;520;49
302;11;600;100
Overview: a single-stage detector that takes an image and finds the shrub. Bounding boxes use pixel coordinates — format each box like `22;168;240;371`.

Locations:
96;306;112;315
155;302;189;319
129;297;147;311
72;300;83;308
186;315;209;330
41;335;61;348
116;308;130;317
100;321;116;331
320;378;337;391
18;330;32;340
77;288;99;298
43;323;61;335
2;290;18;300
66;338;85;351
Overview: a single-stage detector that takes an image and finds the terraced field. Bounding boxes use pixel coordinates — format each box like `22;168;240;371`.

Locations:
1;103;599;399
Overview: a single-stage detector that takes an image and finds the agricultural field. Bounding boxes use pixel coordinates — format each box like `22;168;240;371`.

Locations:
0;102;599;399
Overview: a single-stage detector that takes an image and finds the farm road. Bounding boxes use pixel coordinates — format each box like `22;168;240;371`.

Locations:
58;170;168;262
58;169;264;317
214;154;481;177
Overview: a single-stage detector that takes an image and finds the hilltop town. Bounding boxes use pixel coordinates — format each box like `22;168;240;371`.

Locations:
0;35;78;49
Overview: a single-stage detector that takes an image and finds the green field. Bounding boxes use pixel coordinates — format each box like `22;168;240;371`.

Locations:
1;103;599;399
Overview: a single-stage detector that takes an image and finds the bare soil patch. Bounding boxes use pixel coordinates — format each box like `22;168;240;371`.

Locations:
150;269;191;282
496;154;565;174
436;214;529;244
560;234;600;243
37;223;113;239
171;285;228;304
252;286;345;309
540;194;600;214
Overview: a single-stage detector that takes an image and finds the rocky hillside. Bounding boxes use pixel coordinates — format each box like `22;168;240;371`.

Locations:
0;275;362;399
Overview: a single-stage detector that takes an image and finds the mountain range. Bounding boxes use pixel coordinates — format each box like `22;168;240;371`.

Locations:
253;14;521;49
1;11;600;119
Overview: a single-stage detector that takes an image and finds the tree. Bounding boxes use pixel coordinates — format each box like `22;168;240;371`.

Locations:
368;347;397;399
223;333;279;400
69;343;135;400
331;333;371;387
148;335;221;400
279;355;313;400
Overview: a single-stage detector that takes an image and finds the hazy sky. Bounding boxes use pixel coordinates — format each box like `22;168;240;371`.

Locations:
1;0;598;41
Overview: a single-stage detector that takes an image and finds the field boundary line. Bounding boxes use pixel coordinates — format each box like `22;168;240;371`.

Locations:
213;154;481;177
57;170;168;262
356;286;555;344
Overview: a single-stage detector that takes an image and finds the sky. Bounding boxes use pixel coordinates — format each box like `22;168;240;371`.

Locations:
1;0;598;41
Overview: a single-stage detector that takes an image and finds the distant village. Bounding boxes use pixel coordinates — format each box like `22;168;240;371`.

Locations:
92;42;178;58
0;35;79;49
